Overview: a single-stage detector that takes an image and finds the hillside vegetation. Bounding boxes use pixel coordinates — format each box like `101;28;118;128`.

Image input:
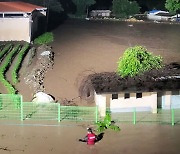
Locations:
0;43;30;94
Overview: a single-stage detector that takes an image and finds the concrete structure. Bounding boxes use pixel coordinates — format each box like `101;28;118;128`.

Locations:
95;90;180;117
0;2;47;42
90;65;180;117
90;10;111;18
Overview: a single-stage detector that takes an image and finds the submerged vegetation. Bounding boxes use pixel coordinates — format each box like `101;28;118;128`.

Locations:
96;113;120;132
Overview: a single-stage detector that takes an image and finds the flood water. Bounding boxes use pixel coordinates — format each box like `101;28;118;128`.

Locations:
0;19;180;154
43;19;180;102
0;123;180;154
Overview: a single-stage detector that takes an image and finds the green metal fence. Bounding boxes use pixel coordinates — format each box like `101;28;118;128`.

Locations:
0;94;180;125
0;94;22;120
109;108;180;125
0;94;98;123
23;102;98;122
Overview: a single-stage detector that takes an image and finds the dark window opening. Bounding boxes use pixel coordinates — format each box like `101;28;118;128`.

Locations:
0;14;3;17
87;89;90;97
112;94;118;100
4;14;24;17
136;93;142;98
124;93;130;99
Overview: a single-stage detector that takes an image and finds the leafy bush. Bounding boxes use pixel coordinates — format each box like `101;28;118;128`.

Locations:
34;32;54;45
112;0;140;18
96;113;120;132
117;46;163;77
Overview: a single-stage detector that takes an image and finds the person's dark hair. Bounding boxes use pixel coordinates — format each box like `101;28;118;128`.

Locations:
87;127;92;133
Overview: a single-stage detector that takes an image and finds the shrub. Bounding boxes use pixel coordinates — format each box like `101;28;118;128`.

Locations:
34;32;54;45
117;46;163;77
96;113;120;133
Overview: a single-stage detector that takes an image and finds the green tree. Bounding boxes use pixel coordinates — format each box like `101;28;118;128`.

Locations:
165;0;180;13
72;0;96;17
112;0;140;18
117;46;163;77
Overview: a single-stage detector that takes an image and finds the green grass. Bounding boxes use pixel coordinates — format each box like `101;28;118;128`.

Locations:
34;32;54;45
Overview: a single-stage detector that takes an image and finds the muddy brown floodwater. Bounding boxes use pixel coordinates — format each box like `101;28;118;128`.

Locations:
2;19;180;102
0;19;180;154
41;19;180;104
0;123;180;154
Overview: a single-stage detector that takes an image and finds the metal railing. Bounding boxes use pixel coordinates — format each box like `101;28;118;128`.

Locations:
0;94;180;125
107;107;180;125
0;94;98;123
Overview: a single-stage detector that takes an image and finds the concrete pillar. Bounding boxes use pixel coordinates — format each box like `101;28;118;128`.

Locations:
151;92;157;113
94;91;106;117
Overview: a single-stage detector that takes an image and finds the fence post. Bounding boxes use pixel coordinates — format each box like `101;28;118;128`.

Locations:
171;108;174;126
58;103;61;122
133;108;136;125
95;106;98;123
20;95;23;121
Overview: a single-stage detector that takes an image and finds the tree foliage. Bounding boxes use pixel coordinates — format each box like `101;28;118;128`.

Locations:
165;0;180;13
72;0;96;16
117;46;163;77
112;0;140;18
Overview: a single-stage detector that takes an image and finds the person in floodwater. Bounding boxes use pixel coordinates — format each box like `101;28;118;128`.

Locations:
79;128;98;145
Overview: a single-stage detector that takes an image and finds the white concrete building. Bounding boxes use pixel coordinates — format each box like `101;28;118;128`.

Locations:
94;91;180;117
90;67;180;117
90;10;111;18
0;2;47;42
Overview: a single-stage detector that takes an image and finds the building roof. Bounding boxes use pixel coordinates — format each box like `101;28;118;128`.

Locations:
0;1;46;13
90;63;180;94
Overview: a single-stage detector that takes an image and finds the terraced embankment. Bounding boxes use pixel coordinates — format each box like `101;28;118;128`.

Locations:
0;43;29;94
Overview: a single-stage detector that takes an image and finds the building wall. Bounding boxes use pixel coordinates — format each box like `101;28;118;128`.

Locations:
94;91;106;117
0;17;31;42
0;11;46;42
94;91;158;116
95;90;180;116
110;92;157;113
162;90;180;109
90;10;111;17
